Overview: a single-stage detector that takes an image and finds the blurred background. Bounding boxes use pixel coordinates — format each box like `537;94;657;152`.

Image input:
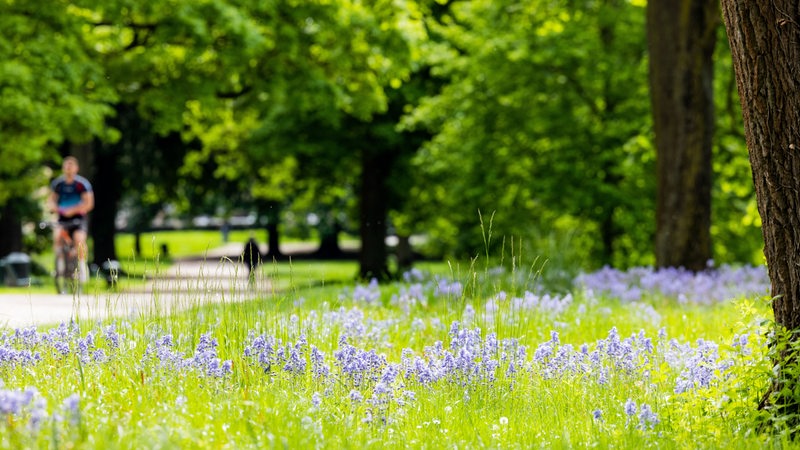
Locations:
0;0;760;284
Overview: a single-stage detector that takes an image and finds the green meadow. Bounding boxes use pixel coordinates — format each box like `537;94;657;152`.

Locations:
0;231;786;448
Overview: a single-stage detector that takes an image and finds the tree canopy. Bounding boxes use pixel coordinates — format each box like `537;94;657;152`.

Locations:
0;0;763;278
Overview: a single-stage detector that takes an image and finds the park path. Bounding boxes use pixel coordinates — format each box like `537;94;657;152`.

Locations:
0;242;274;330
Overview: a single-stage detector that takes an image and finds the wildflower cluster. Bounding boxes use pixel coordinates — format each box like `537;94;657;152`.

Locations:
0;264;773;446
575;264;769;303
143;332;232;378
0;387;79;433
624;398;660;430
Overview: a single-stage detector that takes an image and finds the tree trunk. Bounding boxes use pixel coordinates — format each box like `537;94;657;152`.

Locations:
314;220;344;259
395;234;414;272
720;0;800;410
648;0;718;271
91;138;122;266
261;201;282;258
265;221;281;258
0;202;23;257
721;1;800;327
359;149;390;280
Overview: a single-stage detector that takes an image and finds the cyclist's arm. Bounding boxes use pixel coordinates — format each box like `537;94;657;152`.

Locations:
79;190;94;215
46;190;59;214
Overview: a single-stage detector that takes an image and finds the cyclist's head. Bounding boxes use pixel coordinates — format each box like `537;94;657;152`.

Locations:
62;156;79;178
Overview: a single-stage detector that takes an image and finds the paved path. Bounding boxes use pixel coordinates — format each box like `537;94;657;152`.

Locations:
0;240;362;329
0;243;268;330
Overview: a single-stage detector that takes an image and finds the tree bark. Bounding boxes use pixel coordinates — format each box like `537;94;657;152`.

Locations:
721;1;800;327
720;0;800;409
648;0;718;271
91;138;122;266
0;202;23;257
261;201;283;258
314;219;344;259
265;221;282;258
359;148;390;280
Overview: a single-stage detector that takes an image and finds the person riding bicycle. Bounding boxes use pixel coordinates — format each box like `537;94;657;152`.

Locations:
47;156;94;283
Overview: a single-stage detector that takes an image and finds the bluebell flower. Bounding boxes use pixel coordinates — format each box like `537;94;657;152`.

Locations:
103;324;121;349
62;393;81;425
575;264;768;304
435;277;463;298
310;345;330;379
402;268;425;283
0;345;40;369
0;387;36;415
624;398;637;417
353;278;381;304
12;326;39;349
283;337;307;375
311;392;322;408
92;349;107;363
371;382;392;404
638;403;659;430
29;397;48;431
349;389;364;403
673;338;725;394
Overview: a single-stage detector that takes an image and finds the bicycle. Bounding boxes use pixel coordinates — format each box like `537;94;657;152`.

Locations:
40;219;83;295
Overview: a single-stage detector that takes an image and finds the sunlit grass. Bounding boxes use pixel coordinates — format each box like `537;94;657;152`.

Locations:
0;255;782;449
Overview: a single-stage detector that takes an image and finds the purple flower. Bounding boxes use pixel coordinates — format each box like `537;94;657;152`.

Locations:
638;403;659;430
145;332;231;378
283;338;308;375
310;346;330;379
62;393;81;425
370;382;393;405
349;390;364;403
103;324;121;349
0;387;37;415
12;326;39;348
624;398;637;417
334;341;386;387
575;264;769;304
29;397;48;431
435;277;463;298
311;392;322;408
673;339;724;394
402;268;425;282
0;345;40;369
353;278;381;304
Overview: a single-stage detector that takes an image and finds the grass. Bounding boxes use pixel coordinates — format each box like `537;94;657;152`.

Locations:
3;229;363;294
0;250;786;449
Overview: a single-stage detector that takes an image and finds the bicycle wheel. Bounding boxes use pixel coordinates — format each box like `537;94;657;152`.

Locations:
55;246;80;295
54;248;68;294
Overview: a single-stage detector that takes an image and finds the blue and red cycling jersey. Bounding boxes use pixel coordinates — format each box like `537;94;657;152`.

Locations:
51;175;93;220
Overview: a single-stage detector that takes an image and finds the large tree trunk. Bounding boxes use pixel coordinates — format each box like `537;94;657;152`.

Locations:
314;219;344;259
720;0;800;410
0;202;23;257
91;138;122;266
648;0;718;271
265;221;281;258
359;149;390;280
261;201;283;258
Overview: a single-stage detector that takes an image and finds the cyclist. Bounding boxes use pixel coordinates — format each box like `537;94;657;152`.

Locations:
47;156;94;283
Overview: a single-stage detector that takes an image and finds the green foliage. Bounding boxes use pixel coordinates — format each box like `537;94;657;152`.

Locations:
0;0;765;273
0;0;115;206
405;0;655;268
753;319;800;440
